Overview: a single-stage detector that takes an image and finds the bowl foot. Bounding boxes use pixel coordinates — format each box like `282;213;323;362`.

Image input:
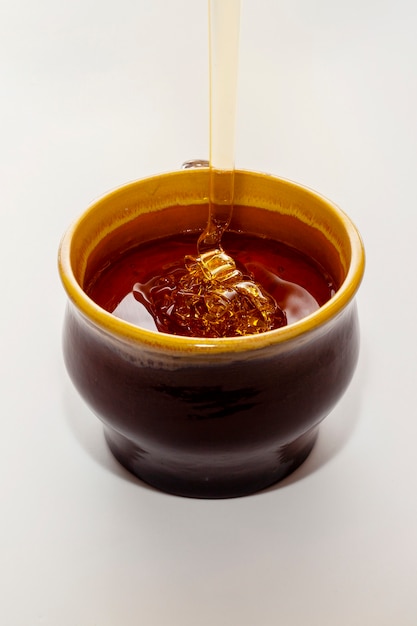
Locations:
104;426;318;498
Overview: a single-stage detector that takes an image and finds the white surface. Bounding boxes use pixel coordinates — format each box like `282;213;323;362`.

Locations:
1;1;416;624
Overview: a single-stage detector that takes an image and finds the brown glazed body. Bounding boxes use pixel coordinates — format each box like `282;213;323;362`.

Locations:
59;169;364;498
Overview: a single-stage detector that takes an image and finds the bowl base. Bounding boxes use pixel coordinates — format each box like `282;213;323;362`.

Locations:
104;426;318;499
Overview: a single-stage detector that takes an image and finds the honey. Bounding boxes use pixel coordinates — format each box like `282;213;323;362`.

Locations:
85;230;336;337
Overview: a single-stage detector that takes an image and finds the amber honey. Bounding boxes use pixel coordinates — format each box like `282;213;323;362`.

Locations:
85;229;337;337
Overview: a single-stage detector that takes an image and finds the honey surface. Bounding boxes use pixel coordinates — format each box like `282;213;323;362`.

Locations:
86;231;336;337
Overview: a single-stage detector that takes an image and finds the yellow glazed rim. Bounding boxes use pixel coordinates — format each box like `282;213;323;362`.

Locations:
58;169;365;355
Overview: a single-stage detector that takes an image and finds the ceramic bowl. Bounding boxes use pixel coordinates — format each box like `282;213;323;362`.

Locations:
58;169;365;498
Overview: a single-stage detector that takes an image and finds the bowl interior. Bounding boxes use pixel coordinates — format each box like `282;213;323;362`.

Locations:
59;169;364;352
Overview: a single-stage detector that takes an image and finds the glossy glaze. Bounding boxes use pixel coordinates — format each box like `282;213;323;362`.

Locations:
59;169;365;498
63;299;359;497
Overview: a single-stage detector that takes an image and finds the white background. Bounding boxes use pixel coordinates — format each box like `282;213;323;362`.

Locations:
1;1;416;624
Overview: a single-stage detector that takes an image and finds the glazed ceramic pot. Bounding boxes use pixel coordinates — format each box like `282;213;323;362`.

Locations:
58;169;365;498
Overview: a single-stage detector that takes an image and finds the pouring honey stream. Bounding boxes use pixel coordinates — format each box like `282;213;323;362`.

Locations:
133;0;286;337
